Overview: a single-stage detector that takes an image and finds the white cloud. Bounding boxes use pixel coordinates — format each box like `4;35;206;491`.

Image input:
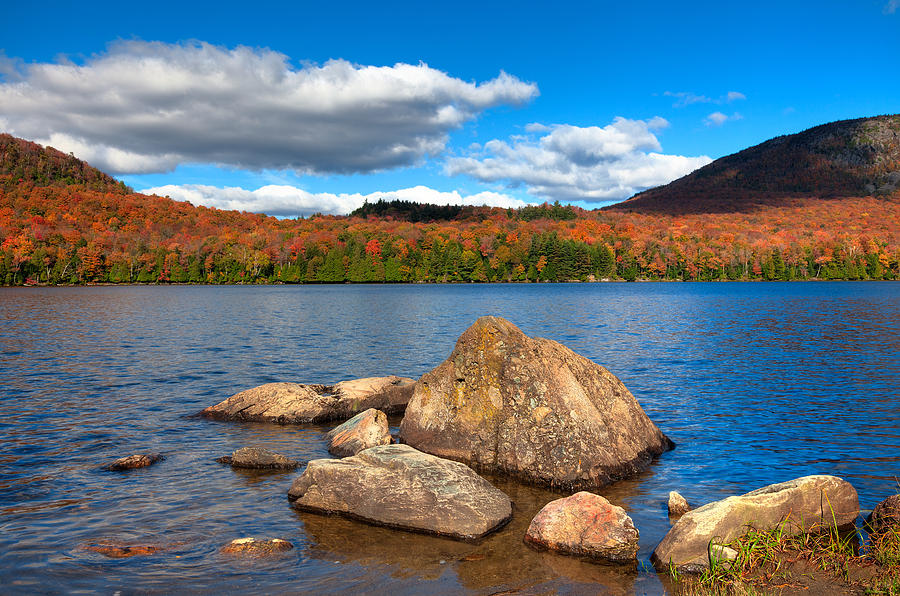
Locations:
885;0;899;14
142;183;532;217
665;90;746;107
704;111;743;126
445;117;711;202
0;40;537;175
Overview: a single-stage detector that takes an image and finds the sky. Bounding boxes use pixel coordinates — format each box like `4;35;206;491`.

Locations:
1;0;899;216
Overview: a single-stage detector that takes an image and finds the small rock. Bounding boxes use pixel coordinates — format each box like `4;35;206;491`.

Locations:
221;537;294;555
83;542;164;558
326;408;391;457
105;453;164;471
216;447;298;470
668;491;691;517
288;444;512;541
868;494;900;533
524;491;639;563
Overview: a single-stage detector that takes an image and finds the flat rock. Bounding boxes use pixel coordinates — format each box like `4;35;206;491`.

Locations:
200;375;415;424
867;494;900;533
216;446;298;470
524;491;639;563
668;491;691;518
651;475;859;572
398;316;672;490
326;408;391;457
105;453;164;471
221;537;293;555
287;444;512;541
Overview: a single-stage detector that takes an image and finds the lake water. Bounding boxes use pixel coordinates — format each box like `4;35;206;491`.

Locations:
1;282;898;594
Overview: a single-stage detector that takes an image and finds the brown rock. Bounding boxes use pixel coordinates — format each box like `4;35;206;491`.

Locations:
326;408;391;457
105;453;164;471
216;446;298;469
398;316;672;490
668;491;691;517
651;475;859;572
524;491;639;563
200;375;415;424
221;537;293;555
83;543;164;558
868;494;900;532
288;444;512;541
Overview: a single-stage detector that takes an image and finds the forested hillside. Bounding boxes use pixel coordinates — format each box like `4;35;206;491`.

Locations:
1;134;899;285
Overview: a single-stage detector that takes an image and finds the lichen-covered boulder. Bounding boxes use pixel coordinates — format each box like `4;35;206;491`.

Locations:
326;408;391;457
524;491;639;563
398;316;672;490
216;446;298;470
200;375;415;424
651;475;859;572
105;453;164;471
288;444;512;541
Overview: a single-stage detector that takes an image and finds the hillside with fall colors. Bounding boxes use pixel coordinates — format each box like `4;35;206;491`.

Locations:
1;132;899;285
619;115;900;214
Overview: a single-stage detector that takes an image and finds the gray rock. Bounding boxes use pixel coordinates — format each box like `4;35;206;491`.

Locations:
200;375;415;424
668;491;691;517
326;408;391;457
398;316;672;490
105;453;164;471
651;475;859;572
287;444;512;541
216;446;298;470
524;491;639;563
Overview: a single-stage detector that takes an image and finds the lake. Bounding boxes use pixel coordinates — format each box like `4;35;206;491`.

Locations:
1;282;898;594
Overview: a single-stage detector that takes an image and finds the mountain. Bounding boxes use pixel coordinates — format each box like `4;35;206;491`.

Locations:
0;133;129;193
616;115;900;214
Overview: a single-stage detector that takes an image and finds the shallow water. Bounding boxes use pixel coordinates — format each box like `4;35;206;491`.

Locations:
1;282;898;594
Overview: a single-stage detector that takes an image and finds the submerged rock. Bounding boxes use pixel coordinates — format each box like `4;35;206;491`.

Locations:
221;537;293;555
105;453;164;471
288;444;512;541
651;475;859;572
398;316;672;490
868;494;900;533
667;491;691;518
216;446;298;470
524;492;639;563
200;376;415;424
326;408;391;457
82;542;165;558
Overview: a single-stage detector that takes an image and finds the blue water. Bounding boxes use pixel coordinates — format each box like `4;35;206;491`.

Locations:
1;282;898;594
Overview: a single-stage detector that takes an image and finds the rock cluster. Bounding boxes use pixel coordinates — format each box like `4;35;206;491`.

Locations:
399;316;672;490
200;375;415;424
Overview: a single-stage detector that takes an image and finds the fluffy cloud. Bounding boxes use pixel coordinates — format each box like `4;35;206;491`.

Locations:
445;117;711;202
885;0;899;14
704;111;744;127
0;41;537;175
142;183;531;217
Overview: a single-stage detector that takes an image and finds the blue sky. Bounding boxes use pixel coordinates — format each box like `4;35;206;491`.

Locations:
1;0;898;215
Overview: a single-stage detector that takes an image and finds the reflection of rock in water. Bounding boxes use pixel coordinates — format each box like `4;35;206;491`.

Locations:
297;473;644;594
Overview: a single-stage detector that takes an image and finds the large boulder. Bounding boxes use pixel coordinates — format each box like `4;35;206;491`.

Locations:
398;316;672;490
524;491;639;563
287;444;512;541
200;375;415;424
651;475;859;572
326;408;391;457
